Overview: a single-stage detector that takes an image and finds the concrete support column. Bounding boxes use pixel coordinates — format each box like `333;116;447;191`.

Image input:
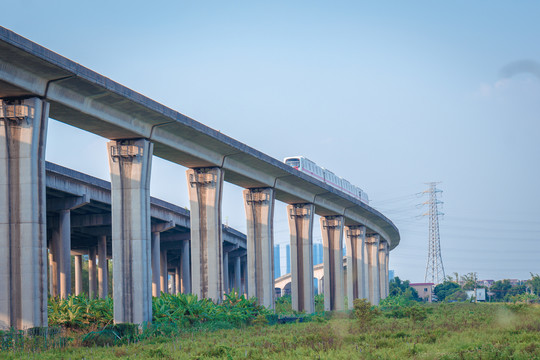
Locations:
175;264;181;294
181;240;191;294
378;241;389;300
0;98;49;329
50;210;72;299
160;249;168;294
150;220;174;297
366;234;381;305
88;246;97;299
223;251;229;295
241;256;248;297
320;216;345;311
186;167;224;302
151;232;161;297
170;270;176;294
74;255;83;296
49;236;60;298
287;203;315;313
234;256;241;294
98;235;108;299
345;225;366;309
108;138;153;324
243;188;275;309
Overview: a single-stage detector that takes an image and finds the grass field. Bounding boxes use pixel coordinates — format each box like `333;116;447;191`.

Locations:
2;301;540;359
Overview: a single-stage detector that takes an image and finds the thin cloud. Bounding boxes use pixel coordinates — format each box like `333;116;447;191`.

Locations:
499;59;540;81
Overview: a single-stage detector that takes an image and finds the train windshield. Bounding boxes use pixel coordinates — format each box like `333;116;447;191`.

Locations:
286;159;300;168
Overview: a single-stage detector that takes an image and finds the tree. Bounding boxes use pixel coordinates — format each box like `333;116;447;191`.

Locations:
461;272;478;291
388;277;420;301
434;281;460;301
490;279;511;301
529;273;540;296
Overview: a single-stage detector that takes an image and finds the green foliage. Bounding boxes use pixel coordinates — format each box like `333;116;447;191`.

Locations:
529;273;540;296
490;279;512;301
388;277;420;301
353;298;379;325
434;280;460;301
48;294;113;328
446;289;468;302
275;294;292;314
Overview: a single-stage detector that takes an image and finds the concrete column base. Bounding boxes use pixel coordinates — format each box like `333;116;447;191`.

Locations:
320;216;344;311
186;167;224;302
0;98;49;329
287;203;315;313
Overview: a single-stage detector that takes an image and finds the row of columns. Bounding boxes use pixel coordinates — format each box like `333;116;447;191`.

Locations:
0;97;391;329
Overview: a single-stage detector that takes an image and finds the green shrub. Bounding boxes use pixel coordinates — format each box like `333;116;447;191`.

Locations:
353;298;379;324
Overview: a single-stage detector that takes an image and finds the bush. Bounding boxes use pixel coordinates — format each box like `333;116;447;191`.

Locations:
353;298;379;324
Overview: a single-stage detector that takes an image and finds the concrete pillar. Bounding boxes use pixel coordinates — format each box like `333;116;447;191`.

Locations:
88;246;97;299
241;256;248;297
320;216;344;311
234;255;241;294
170;270;176;294
151;232;161;297
98;235;108;299
175;264;181;295
47;211;72;299
223;251;229;295
108;138;153;324
160;249;168;294
243;188;275;309
345;225;366;309
0;97;49;329
74;255;83;296
49;237;60;297
378;241;389;300
186;167;224;302
150;221;174;297
287;203;315;313
181;240;191;294
366;234;380;305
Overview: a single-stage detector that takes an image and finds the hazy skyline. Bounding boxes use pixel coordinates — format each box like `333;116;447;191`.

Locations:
3;1;539;282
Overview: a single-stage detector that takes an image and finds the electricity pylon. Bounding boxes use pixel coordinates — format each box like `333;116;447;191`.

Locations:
423;182;445;284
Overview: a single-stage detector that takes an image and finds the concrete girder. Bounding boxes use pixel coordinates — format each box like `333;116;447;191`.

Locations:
0;97;49;330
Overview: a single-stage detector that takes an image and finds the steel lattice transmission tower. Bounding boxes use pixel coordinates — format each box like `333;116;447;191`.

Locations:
423;182;445;284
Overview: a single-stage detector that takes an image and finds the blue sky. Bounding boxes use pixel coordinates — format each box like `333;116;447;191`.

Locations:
3;1;539;282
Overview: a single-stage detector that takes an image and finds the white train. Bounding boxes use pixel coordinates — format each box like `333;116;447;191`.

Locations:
284;156;369;204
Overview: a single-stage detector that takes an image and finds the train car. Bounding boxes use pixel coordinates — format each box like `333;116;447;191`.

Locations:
283;156;324;182
284;156;369;204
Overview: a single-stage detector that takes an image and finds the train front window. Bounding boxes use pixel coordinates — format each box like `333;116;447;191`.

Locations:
286;159;300;168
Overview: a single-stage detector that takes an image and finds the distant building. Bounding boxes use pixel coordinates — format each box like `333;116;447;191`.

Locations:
477;280;494;288
466;288;486;301
508;279;522;286
285;244;291;274
313;243;323;265
410;283;435;302
274;245;281;279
